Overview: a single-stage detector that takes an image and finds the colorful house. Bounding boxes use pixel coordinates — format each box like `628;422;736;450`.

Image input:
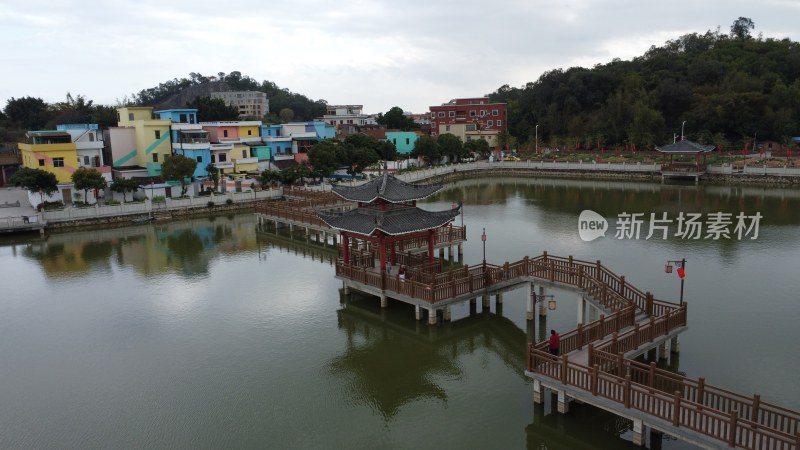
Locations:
384;131;422;155
156;109;211;179
18;130;79;183
201;121;261;175
114;107;172;177
55;124;111;181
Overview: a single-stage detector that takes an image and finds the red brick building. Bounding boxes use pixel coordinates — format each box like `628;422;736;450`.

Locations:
429;97;507;138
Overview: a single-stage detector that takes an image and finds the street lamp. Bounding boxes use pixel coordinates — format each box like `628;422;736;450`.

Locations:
664;258;687;305
481;228;486;269
681;121;686;141
535;124;539;154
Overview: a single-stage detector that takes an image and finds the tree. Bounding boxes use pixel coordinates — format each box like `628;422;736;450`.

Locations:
410;135;440;162
730;17;754;40
437;133;464;162
9;167;58;205
109;178;141;202
336;146;379;176
186;97;239;121
71;167;107;204
308;140;340;178
49;93;94;127
92;105;119;129
376;106;417;131
4;96;51;130
260;169;282;187
464;138;491;158
205;163;220;192
160;154;197;197
279;108;295;123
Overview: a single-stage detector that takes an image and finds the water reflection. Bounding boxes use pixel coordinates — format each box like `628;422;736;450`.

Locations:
18;215;260;279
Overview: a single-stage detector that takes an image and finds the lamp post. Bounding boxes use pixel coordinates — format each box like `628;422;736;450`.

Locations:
681;121;686;141
481;228;486;269
535;124;539;154
664;258;687;305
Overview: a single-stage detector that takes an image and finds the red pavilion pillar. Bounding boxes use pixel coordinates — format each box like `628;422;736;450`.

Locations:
378;234;387;273
342;233;350;263
427;229;435;265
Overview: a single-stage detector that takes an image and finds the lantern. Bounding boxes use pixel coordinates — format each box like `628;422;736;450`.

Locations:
677;266;685;279
548;299;557;310
664;264;673;273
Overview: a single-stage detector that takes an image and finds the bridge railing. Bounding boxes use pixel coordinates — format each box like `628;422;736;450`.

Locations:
589;347;800;438
532;306;638;355
528;348;800;450
590;305;688;356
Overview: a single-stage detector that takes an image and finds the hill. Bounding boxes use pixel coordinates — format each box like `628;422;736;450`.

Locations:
490;18;800;150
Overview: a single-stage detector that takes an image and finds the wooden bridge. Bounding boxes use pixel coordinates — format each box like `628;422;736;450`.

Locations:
334;251;799;449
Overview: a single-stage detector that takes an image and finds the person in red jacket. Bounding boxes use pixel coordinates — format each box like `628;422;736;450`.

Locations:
548;329;560;356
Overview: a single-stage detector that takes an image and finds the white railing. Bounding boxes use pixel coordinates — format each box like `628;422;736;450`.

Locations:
394;160;800;183
41;188;282;223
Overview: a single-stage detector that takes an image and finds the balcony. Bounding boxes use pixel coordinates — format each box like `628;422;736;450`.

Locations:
273;154;294;161
235;157;258;164
214;162;234;170
211;143;234;152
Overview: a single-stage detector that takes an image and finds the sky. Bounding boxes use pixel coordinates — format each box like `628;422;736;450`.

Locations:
1;0;799;115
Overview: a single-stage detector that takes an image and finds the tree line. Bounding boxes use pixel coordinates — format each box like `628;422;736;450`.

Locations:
490;17;800;151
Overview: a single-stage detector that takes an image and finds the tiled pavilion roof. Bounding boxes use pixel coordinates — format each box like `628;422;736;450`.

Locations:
317;204;460;236
655;140;715;154
331;172;442;203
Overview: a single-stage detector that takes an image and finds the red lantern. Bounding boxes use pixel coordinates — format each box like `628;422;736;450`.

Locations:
677;266;686;279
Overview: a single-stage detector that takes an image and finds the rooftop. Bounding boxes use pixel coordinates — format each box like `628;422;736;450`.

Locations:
330;173;442;204
317;204;460;236
655;140;716;154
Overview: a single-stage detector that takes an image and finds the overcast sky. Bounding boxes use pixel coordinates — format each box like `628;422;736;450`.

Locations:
2;0;798;115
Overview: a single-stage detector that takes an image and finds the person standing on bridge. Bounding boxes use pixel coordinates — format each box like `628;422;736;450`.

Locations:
548;330;560;356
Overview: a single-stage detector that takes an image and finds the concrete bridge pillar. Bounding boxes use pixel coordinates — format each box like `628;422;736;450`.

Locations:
671;336;680;353
632;419;645;446
343;281;350;295
482;294;490;311
526;283;534;320
380;294;388;308
415;304;422;321
533;379;543;404
457;243;463;263
577;296;585;325
495;293;503;305
443;305;452;321
658;342;668;360
538;286;548;317
428;308;438;325
469;298;477;316
557;389;570;414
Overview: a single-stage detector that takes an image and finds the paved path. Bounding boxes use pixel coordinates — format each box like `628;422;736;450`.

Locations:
0;187;36;219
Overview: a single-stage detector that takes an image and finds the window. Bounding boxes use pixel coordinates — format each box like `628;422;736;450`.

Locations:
469;111;476;117
480;110;486;117
128;113;134;121
438;112;445;118
152;153;158;163
154;130;161;139
445;125;450;132
406;138;410;145
88;132;95;142
38;159;45;167
393;139;397;145
448;111;455;117
53;157;64;167
466;124;476;131
211;155;216;163
430;112;436;119
196;156;202;163
219;154;227;162
223;130;228;138
247;130;252;135
492;109;499;116
487;120;494;127
497;120;502;127
242;150;247;158
84;156;90;165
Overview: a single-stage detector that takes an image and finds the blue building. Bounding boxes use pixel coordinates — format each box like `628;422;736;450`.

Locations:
155;109;211;178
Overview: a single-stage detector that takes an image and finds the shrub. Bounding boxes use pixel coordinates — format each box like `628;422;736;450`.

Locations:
225;198;234;205
207;201;215;208
151;195;166;203
106;199;121;205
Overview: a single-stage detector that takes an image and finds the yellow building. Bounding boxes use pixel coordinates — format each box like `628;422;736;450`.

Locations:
18;130;79;183
232;143;258;174
115;107;172;177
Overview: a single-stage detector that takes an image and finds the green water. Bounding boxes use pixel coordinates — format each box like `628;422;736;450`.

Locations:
1;177;798;449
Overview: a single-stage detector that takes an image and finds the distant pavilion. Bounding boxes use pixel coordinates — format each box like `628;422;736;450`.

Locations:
655;140;715;182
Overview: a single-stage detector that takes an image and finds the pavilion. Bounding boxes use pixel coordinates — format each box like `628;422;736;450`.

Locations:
316;172;461;273
655;139;715;182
